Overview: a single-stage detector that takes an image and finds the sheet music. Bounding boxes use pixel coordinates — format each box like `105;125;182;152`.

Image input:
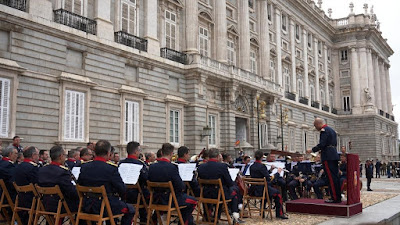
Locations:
178;163;197;181
228;168;240;181
118;163;143;184
71;167;81;180
265;162;285;177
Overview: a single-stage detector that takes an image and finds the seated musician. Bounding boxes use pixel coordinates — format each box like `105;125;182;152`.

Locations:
222;153;235;168
37;146;79;213
66;149;81;170
176;146;200;197
77;140;134;225
148;143;197;225
119;141;148;223
339;154;347;192
287;155;307;200
0;146;19;200
197;148;244;224
249;150;288;220
80;148;94;162
242;156;251;175
14;146;39;224
266;153;287;201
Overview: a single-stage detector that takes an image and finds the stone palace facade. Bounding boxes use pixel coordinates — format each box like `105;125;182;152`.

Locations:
0;0;397;161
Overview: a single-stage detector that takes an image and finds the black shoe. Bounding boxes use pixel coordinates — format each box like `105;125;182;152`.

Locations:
277;215;289;219
232;217;245;224
325;199;341;203
367;189;373;191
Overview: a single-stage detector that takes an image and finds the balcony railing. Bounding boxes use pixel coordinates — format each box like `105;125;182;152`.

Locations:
379;110;384;116
332;108;338;114
285;92;296;101
299;97;308;105
386;113;390;119
311;101;319;109
160;47;187;64
54;9;97;35
0;0;26;11
322;105;330;112
115;31;147;52
391;115;395;121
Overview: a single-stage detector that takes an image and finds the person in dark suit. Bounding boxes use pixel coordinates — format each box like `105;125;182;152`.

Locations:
307;118;341;203
197;148;244;224
148;143;197;225
0;146;18;200
249;150;288;219
339;154;347;192
375;159;381;178
119;141;148;223
176;146;200;197
38;146;79;213
14;146;39;224
366;160;373;191
78;140;134;225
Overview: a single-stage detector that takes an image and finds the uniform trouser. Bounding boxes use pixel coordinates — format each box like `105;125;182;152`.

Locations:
367;177;372;189
376;169;380;178
313;179;328;199
274;177;287;201
179;194;197;225
288;179;300;200
323;160;341;202
250;185;284;217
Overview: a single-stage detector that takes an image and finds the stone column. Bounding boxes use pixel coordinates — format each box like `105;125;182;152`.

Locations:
365;48;375;111
374;55;382;110
94;0;114;41
385;65;392;114
215;0;227;62
302;29;309;99
275;7;282;87
358;47;369;107
332;50;341;108
259;0;270;78
289;17;297;94
185;0;198;53
239;0;250;70
324;45;330;107
350;47;361;112
144;0;160;55
380;61;387;112
314;38;320;103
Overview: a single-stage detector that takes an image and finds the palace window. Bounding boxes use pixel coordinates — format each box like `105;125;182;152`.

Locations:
259;123;268;149
64;0;83;15
165;10;177;49
124;100;139;143
121;0;137;35
64;90;85;141
208;114;217;146
341;50;348;62
227;39;236;66
199;26;209;56
250;50;257;74
0;78;10;137
169;109;180;145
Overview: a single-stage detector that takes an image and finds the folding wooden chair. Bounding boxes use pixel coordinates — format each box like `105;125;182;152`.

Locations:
185;182;196;197
34;185;76;225
12;183;38;225
75;185;123;225
0;179;22;225
196;179;232;225
126;184;149;225
146;181;186;225
241;177;273;220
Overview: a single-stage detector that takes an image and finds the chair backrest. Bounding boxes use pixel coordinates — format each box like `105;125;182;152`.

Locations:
13;183;38;196
242;177;267;197
0;179;14;207
34;184;74;217
197;178;226;200
146;181;178;209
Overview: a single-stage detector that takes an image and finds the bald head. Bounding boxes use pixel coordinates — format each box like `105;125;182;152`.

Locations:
314;118;324;131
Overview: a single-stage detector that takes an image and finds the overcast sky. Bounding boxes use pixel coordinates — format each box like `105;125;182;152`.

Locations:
322;0;400;133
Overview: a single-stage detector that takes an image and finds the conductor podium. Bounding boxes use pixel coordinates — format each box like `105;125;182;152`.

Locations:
286;154;363;217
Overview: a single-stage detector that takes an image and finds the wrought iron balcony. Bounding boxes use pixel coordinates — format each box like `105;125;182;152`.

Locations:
54;9;97;35
285;92;296;101
379;110;384;116
0;0;26;11
322;105;330;112
160;47;187;64
299;97;308;105
386;113;390;119
311;101;319;109
115;31;147;52
332;108;338;114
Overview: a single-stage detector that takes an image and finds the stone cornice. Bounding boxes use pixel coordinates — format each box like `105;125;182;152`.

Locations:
58;72;97;87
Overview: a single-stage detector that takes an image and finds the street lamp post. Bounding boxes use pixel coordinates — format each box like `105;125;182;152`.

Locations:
256;96;266;151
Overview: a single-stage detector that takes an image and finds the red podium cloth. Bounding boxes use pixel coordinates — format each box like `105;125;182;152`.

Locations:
346;154;361;205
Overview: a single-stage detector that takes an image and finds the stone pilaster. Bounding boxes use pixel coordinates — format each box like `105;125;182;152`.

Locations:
215;0;227;62
239;0;250;70
323;45;329;107
259;0;270;78
275;7;282;87
373;55;382;110
365;48;375;112
332;50;341;109
302;29;309;99
385;65;392;114
289;18;297;94
350;47;361;113
314;38;320;104
185;0;198;53
380;61;387;112
358;47;369;107
94;0;114;41
144;0;160;55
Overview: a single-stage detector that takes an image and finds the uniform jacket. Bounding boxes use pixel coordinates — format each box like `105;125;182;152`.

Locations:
366;164;373;178
148;158;185;195
119;155;149;203
15;159;39;186
197;159;234;189
0;158;16;199
339;162;347;179
312;125;339;161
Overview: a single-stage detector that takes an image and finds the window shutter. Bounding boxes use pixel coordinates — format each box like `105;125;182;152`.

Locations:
77;92;85;140
65;0;73;12
133;101;139;142
171;23;176;49
129;5;136;34
65;91;71;139
0;79;10;137
122;3;129;32
64;90;84;141
74;0;82;15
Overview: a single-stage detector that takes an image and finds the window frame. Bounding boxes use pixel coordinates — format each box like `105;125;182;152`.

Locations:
227;39;236;66
199;26;210;57
341;49;348;62
295;24;300;41
0;78;11;137
165;10;177;50
63;90;85;142
207;113;219;148
250;49;258;74
120;0;138;35
281;14;287;32
259;122;268;149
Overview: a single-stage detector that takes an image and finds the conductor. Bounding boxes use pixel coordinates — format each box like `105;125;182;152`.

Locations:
307;118;341;203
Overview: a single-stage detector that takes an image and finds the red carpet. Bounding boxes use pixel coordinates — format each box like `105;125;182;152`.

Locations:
286;198;362;217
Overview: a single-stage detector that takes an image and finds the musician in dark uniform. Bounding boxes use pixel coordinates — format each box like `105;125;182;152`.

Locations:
266;153;288;201
249;150;288;219
339;154;347;192
0;146;18;200
148;143;197;225
176;146;200;197
197;148;244;224
66;149;81;170
14;146;39;224
77;140;134;225
38;146;79;213
307;118;341;203
119;141;148;223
